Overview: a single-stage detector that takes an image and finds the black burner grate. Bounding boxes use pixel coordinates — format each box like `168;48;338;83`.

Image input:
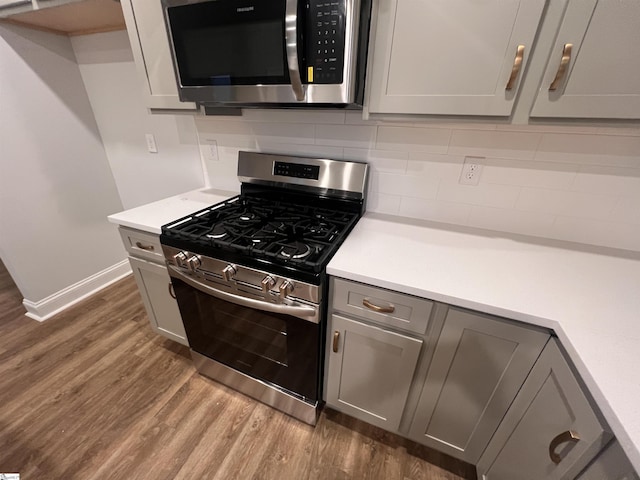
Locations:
161;195;362;274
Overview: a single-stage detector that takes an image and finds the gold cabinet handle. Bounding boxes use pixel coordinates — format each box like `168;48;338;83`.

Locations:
362;298;395;314
549;43;573;91
549;430;580;464
135;241;155;251
505;44;525;91
168;282;176;299
333;331;340;353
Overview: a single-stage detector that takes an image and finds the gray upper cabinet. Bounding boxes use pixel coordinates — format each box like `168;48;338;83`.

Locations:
530;0;640;119
407;307;549;464
477;338;611;480
121;0;196;111
326;313;423;431
366;0;546;116
367;0;640;120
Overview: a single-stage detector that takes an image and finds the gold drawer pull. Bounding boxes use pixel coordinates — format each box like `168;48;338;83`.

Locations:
135;241;155;251
333;331;340;353
362;298;395;314
549;430;580;464
168;283;176;299
506;44;525;91
549;43;573;91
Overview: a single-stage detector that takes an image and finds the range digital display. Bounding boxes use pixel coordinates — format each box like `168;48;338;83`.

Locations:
274;162;320;180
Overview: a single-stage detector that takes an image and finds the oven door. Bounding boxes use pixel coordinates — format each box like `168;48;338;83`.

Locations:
168;269;321;402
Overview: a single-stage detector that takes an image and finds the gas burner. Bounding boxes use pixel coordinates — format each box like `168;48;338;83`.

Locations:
205;224;228;239
238;211;256;221
280;242;312;260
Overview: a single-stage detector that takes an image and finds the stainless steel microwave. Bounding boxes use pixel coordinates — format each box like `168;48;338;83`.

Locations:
162;0;372;108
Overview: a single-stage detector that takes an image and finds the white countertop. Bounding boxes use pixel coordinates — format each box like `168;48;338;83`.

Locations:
327;213;640;472
107;188;237;234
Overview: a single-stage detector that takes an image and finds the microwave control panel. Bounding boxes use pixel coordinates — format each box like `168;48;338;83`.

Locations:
306;0;346;84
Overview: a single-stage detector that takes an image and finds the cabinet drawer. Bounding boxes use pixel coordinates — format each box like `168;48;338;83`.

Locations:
119;227;164;263
331;278;433;335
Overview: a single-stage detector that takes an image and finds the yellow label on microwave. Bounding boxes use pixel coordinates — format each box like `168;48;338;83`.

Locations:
308;66;314;83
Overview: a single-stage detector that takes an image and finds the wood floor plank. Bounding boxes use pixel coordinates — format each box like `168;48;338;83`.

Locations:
0;263;476;480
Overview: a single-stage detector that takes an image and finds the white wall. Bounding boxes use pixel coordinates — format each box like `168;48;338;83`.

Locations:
195;111;640;252
70;31;205;210
0;24;127;316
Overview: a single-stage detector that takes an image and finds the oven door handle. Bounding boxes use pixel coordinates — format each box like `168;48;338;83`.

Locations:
168;266;319;322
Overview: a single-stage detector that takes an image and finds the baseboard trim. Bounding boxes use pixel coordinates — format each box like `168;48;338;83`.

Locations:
23;260;132;322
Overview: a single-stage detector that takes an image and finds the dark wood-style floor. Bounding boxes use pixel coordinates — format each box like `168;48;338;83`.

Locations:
0;261;476;480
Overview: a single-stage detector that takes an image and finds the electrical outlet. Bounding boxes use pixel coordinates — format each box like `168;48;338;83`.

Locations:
459;156;484;186
145;133;158;153
200;137;219;162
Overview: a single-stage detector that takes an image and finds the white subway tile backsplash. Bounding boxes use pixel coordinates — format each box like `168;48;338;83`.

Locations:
437;181;521;209
449;129;541;160
611;197;640;225
376;126;450;153
195;111;640;252
551;216;640;252
254;142;344;159
399;197;471;225
241;109;346;125
516;187;619;220
367;192;402;215
343;148;408;173
482;158;578;189
535;133;640;167
250;122;315;145
315;124;377;148
195;118;257;149
377;172;440;199
467;206;555;238
571;165;640;198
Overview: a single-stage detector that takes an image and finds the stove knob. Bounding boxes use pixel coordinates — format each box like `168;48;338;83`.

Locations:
222;264;237;282
279;280;294;300
261;275;276;294
173;251;188;267
186;255;201;272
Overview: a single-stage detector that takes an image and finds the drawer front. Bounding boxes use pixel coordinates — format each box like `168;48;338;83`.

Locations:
332;278;433;335
119;227;164;263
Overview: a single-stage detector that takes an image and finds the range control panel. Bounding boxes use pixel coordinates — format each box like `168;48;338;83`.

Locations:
274;161;321;180
306;0;346;84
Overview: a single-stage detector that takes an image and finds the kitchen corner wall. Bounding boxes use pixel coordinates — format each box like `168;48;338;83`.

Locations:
195;111;640;252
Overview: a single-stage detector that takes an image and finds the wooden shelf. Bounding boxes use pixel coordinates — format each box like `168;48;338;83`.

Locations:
2;0;125;36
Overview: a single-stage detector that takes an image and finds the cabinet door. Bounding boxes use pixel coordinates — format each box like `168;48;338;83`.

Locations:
477;339;610;480
531;0;640;119
129;256;188;346
121;0;196;110
326;314;423;432
577;440;639;480
407;307;549;463
367;0;546;116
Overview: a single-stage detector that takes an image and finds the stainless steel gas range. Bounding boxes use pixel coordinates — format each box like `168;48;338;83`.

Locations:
160;151;368;425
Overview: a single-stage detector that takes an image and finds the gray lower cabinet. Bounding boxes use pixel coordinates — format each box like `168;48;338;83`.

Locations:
407;307;550;464
577;440;639;480
326;313;423;431
476;338;611;480
129;256;188;346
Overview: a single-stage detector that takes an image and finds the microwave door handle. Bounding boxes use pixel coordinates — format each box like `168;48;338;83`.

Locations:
285;0;305;101
167;265;318;321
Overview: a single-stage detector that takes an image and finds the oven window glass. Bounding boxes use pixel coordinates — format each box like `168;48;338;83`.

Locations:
172;277;320;402
167;1;290;86
200;300;288;366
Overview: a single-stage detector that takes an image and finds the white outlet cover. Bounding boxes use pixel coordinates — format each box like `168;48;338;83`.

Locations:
459;156;484;186
200;138;219;162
